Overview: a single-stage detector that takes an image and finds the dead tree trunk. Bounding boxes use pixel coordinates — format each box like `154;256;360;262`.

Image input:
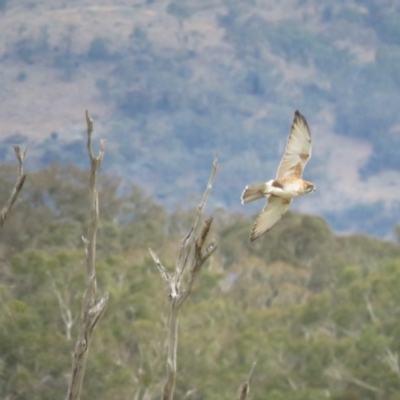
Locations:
65;111;109;400
149;157;218;400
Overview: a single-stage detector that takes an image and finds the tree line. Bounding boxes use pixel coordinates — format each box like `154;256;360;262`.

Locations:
1;112;400;399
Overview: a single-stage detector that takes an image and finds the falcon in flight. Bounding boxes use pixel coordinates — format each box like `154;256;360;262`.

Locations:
241;110;315;241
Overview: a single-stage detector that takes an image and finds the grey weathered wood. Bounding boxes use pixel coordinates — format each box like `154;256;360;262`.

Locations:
65;111;108;400
149;157;218;400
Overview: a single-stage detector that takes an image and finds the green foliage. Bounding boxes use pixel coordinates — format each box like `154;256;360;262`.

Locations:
0;163;399;398
2;0;400;395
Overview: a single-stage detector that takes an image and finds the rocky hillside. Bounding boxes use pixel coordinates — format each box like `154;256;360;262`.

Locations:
1;0;400;237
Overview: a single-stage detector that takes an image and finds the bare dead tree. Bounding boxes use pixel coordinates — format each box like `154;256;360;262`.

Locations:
65;111;109;400
149;157;218;400
0;145;27;230
237;362;256;400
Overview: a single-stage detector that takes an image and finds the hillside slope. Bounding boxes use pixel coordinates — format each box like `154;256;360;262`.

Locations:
1;0;400;237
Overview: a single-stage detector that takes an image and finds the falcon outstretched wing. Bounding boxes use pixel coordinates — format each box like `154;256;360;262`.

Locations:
276;110;311;179
250;196;292;241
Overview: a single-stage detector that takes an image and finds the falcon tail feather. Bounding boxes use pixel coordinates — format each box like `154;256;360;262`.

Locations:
241;183;267;204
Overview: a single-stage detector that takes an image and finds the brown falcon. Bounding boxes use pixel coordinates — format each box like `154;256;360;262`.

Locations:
241;110;316;241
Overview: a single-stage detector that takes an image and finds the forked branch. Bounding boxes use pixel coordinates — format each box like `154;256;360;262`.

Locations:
65;111;108;400
149;156;218;400
0;145;27;230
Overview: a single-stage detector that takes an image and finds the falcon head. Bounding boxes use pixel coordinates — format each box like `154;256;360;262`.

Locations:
305;182;316;193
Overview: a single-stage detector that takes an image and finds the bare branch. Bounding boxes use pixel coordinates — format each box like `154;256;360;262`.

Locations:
194;217;216;266
149;156;218;400
326;364;383;395
380;348;400;377
348;376;383;394
149;248;172;290
50;277;74;341
237;362;257;400
182;389;197;399
0;145;27;230
88;292;109;328
162;302;179;400
66;111;108;400
175;157;218;283
178;218;217;307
